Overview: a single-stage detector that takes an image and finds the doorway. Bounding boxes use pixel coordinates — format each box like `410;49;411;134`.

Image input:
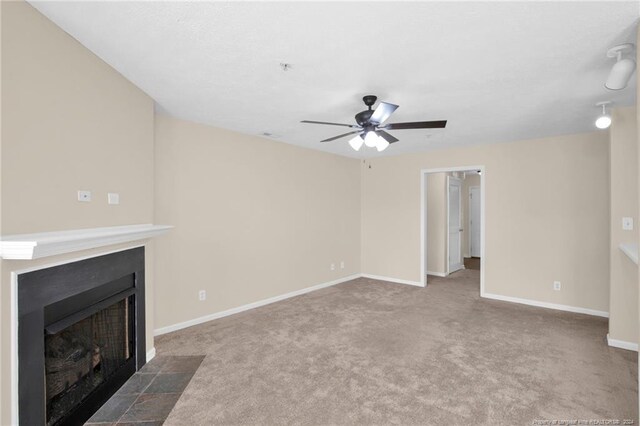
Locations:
421;167;485;293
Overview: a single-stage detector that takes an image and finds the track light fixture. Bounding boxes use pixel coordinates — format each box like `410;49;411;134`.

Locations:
595;102;612;129
605;43;636;91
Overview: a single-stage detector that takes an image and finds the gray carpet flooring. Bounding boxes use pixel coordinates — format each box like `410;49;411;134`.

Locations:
156;270;637;425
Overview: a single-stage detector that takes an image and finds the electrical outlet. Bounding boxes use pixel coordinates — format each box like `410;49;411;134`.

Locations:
340;261;345;269
553;281;561;291
77;190;91;202
198;290;206;301
330;263;335;271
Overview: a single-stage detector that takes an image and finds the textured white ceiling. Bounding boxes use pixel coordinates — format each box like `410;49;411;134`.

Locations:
30;1;639;158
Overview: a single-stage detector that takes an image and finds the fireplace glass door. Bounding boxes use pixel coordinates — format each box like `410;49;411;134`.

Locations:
44;296;134;426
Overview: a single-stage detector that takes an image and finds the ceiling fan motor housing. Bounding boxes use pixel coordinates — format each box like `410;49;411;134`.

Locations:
355;95;379;126
355;110;374;126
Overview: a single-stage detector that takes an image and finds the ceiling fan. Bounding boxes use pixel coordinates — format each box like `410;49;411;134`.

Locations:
301;95;447;152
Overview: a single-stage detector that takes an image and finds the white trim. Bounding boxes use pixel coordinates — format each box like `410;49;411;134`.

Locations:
607;334;638;351
426;271;447;277
446;175;464;275
420;168;426;287
9;246;150;425
468;185;480;258
421;166;485;293
146;347;157;362
482;292;609;318
360;273;423;287
0;224;172;260
154;274;361;336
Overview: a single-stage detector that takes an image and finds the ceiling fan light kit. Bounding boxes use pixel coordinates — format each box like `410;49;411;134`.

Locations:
301;95;447;152
349;134;364;151
364;131;379;148
376;137;390;152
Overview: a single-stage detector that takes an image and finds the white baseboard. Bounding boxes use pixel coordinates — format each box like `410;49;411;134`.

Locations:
146;347;156;362
360;273;424;287
481;292;609;318
607;334;639;352
426;271;447;277
154;274;361;336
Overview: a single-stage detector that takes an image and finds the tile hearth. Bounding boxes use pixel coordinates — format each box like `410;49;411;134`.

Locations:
86;355;204;425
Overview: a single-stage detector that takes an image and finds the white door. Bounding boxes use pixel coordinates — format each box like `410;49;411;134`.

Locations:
448;176;463;274
469;186;481;257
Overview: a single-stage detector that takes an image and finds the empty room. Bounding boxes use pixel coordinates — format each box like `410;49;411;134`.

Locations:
1;1;639;425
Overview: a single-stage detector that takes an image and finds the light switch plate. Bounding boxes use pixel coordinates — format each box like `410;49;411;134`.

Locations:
622;217;634;231
108;193;120;205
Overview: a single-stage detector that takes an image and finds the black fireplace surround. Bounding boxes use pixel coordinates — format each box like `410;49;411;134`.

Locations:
18;247;146;425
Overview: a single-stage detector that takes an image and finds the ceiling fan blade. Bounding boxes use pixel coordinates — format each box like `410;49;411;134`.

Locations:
383;120;447;130
375;130;399;144
369;102;399;124
301;120;360;128
320;130;361;143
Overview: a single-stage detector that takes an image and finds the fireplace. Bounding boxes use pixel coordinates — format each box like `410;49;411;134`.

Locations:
18;247;146;425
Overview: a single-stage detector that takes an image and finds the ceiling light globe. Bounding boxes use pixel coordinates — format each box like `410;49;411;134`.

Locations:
364;131;378;148
595;115;611;129
349;135;364;151
376;138;390;152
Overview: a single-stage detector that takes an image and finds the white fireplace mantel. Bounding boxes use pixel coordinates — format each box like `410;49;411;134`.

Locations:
0;224;173;260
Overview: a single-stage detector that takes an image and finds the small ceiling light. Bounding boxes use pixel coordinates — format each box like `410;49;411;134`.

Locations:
376;137;389;152
349;134;364;151
605;44;636;90
364;131;379;148
595;101;612;129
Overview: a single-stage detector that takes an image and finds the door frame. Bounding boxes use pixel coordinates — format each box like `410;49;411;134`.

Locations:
446;175;463;275
421;166;485;295
469;185;481;258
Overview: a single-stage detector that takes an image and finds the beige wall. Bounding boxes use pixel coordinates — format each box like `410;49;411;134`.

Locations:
609;106;638;344
1;2;155;424
153;115;361;330
362;132;610;311
462;173;481;258
426;173;447;275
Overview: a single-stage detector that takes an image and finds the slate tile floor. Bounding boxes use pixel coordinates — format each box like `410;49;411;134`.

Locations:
85;355;204;425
